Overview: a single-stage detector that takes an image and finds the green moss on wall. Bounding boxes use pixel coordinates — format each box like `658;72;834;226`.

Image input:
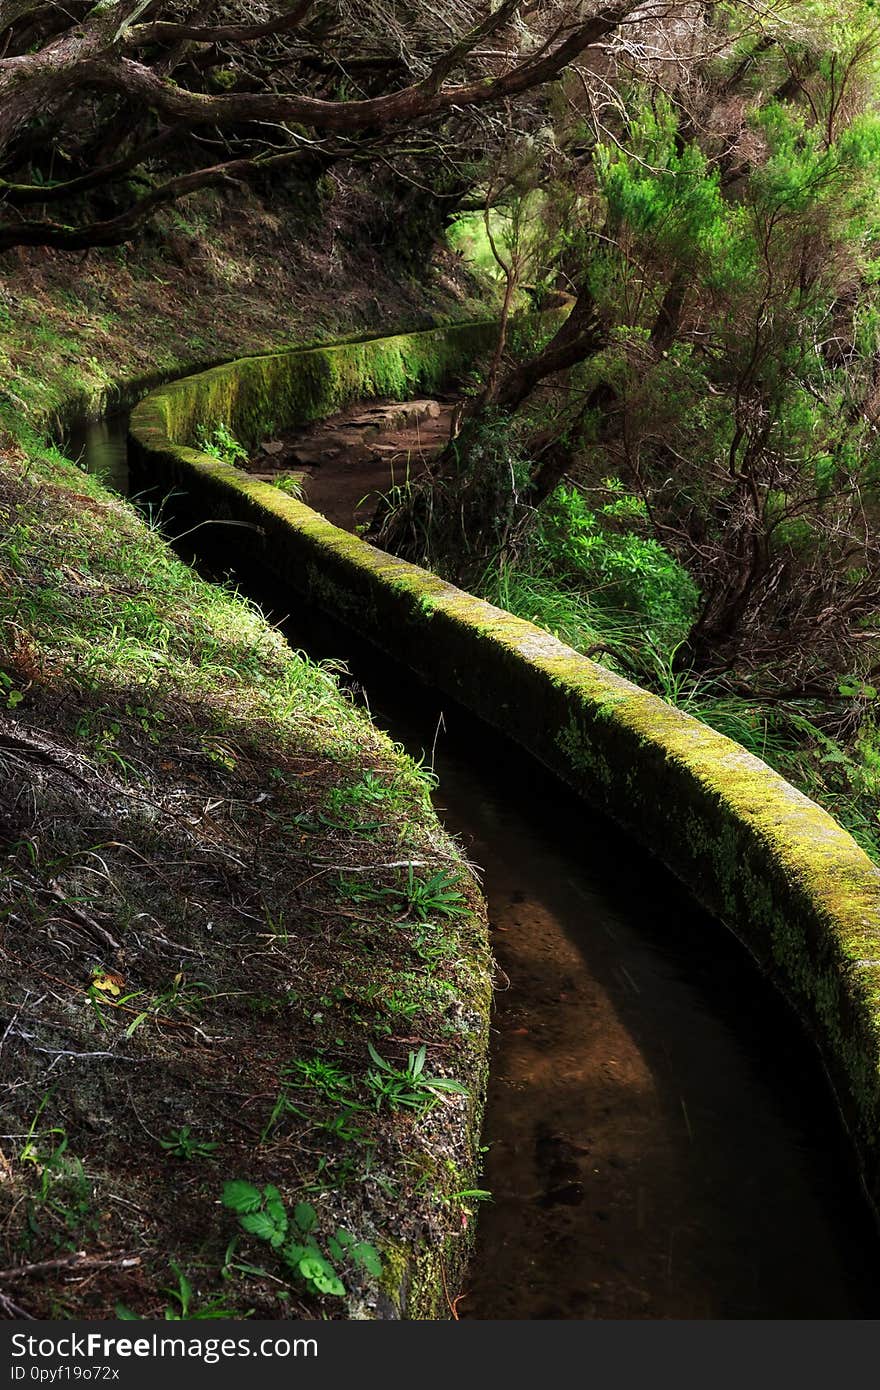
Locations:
148;319;515;450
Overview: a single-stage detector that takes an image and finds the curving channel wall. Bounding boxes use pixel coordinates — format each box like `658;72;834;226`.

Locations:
129;319;880;1223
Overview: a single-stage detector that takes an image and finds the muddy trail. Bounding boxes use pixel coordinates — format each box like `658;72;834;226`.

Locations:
69;400;880;1319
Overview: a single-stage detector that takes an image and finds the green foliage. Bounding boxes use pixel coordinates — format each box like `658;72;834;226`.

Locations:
534;484;700;637
447;182;564;302
458;10;880;870
159;1126;218;1161
365;1042;468;1114
259;1055;371;1146
272;473;305;498
482;561;611;648
221;1182;381;1298
196;421;249;466
0;670;24;709
403;865;469;922
286;1056;355;1106
18;1095;95;1251
481;547;880;863
595;95;731;276
335;863;469;921
322;768;408;831
448;211;510;285
116;1262;239;1321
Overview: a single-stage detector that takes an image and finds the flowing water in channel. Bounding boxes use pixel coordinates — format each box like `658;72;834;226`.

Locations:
68;412;880;1319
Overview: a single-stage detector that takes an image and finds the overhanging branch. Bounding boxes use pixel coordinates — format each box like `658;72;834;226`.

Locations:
0;143;319;250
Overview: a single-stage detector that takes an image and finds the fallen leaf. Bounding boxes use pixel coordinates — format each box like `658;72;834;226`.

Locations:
91;972;124;996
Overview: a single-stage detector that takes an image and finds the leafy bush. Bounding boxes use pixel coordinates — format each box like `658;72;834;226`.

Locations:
534;484;700;638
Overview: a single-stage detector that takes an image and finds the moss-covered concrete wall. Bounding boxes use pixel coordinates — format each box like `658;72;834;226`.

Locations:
141;319;504;450
130;321;880;1225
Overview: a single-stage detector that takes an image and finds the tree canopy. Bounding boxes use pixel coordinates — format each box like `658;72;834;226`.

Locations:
0;0;663;249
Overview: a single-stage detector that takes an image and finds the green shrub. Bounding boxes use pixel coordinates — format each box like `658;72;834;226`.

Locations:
534;484;700;638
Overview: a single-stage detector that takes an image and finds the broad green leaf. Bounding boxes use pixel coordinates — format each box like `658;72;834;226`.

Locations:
314;1272;346;1296
282;1242;308;1271
426;1077;469;1095
264;1192;289;1236
240;1211;280;1242
293;1201;316;1233
350;1242;382;1277
222;1180;262;1214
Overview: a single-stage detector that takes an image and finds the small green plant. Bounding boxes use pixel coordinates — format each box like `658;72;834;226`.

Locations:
117;1261;239;1320
260;1056;364;1142
222;1183;381;1298
365;1042;468;1114
0;671;23;709
403;865;468;922
159;1126;218;1161
285;1055;356;1104
313;1109;370;1144
196;422;248;467
326;769;394;812
381;988;422;1020
123;974;213;1038
411;921;457;966
19;1096;95;1248
272;474;305;499
335;864;468;922
124;702;167;744
444;1187;493;1220
323;769;402;830
20;1092;60;1169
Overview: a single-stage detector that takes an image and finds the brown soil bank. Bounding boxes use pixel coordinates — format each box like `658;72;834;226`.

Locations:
0;441;491;1322
129;320;880;1227
0;231;496;1318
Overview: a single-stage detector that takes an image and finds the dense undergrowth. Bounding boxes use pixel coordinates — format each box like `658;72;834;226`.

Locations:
388;3;880;871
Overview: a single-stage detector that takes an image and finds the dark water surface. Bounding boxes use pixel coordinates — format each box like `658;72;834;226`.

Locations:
68;412;880;1319
68;413;131;494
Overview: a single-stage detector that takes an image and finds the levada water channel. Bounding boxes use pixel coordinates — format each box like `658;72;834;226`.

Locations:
66;403;880;1320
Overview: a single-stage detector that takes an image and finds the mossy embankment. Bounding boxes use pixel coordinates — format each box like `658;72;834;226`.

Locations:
0;248;493;1319
130;328;880;1219
0;180;488;441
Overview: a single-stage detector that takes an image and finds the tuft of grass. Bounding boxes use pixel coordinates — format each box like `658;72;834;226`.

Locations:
365;1042;468;1114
